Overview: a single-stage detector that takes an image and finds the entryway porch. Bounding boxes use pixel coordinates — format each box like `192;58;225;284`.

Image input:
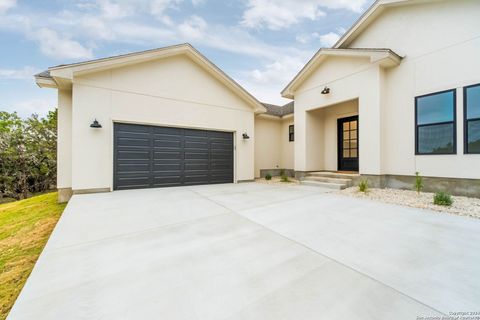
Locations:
300;171;360;189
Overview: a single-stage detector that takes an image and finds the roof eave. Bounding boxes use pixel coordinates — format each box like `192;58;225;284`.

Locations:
333;0;444;48
281;48;402;98
35;76;57;89
36;43;267;113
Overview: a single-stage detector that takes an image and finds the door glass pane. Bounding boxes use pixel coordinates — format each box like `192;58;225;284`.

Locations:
466;85;480;119
350;149;357;158
343;131;349;140
343;122;349;131
350;140;357;148
343;141;349;149
468;120;480;153
343;150;350;158
350;130;357;139
416;91;454;125
350;121;357;130
418;123;454;154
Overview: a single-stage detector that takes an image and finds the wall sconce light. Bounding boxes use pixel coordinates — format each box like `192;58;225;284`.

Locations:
90;119;102;128
242;132;250;139
321;86;330;94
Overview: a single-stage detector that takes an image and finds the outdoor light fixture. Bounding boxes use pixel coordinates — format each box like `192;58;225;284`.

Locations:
242;133;250;139
321;86;330;94
90;119;102;128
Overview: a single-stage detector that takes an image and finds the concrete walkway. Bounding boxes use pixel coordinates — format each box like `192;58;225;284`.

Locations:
8;183;480;319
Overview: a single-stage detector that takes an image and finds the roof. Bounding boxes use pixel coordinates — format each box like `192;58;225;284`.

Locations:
262;101;294;117
333;0;444;48
35;70;51;78
281;48;402;99
35;43;266;114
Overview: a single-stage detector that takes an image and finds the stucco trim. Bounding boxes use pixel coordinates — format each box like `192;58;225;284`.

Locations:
352;174;480;198
57;188;73;203
73;188;111;195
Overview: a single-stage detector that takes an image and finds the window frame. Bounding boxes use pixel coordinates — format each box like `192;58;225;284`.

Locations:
288;125;294;142
414;89;457;155
464;83;480;154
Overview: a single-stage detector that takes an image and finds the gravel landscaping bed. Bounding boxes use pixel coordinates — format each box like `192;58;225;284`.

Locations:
255;177;299;185
339;187;480;219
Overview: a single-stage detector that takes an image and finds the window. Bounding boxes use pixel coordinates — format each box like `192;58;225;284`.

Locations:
415;89;456;155
464;84;480;154
289;125;294;142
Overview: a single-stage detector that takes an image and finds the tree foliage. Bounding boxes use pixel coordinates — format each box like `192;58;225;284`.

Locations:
0;110;57;200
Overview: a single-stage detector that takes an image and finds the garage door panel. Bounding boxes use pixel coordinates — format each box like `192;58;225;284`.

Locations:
185;141;208;149
185;152;208;160
117;137;150;147
184;163;209;171
117;150;150;160
149;176;182;187
114;123;233;190
116;176;151;189
208;130;231;138
116;123;150;133
117;162;150;173
153;140;182;148
153;163;182;171
184;129;207;137
154;151;182;160
153;126;183;135
184;175;209;184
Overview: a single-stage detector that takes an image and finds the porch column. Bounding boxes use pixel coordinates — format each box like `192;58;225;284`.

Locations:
294;107;307;172
358;66;385;175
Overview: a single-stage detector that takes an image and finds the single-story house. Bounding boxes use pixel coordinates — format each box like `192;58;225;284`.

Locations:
36;0;480;202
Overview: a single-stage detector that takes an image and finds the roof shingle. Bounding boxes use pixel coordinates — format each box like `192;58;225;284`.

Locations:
262;101;294;117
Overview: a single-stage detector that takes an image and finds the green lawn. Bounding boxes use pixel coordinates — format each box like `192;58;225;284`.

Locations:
0;192;66;320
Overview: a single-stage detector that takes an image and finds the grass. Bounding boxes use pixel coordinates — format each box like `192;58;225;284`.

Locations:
0;192;65;320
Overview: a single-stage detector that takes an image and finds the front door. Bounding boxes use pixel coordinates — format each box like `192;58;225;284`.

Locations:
338;116;359;171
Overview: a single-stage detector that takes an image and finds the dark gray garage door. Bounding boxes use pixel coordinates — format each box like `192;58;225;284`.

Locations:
114;123;234;190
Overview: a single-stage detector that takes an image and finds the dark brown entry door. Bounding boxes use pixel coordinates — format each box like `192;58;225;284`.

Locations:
337;116;359;171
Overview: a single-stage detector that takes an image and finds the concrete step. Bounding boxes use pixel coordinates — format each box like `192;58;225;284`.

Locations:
303;176;353;185
300;180;347;190
307;171;359;179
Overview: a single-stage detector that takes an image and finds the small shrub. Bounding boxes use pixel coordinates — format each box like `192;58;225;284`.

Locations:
358;179;369;193
265;173;272;180
433;192;453;206
280;174;289;182
414;171;424;195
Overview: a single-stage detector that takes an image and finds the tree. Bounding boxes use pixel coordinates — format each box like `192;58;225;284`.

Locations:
0;110;57;200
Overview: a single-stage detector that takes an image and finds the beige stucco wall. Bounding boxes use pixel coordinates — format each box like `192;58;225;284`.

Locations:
280;117;294;170
294;0;480;179
254;117;281;177
57;89;72;189
254;115;295;177
67;54;255;191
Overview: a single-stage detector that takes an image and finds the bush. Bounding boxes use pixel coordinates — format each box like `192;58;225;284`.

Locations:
414;171;424;194
265;173;272;180
433;192;453;206
280;173;289;182
358;179;369;193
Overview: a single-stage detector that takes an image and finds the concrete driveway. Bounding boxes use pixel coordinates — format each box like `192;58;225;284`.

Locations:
8;183;480;319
